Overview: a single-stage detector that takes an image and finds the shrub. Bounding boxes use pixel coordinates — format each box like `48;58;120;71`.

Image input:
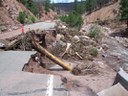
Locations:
91;47;98;57
60;11;83;28
17;11;26;24
29;15;36;23
89;25;101;39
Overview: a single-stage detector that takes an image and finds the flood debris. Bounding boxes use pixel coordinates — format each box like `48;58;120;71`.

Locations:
30;31;73;72
4;23;106;75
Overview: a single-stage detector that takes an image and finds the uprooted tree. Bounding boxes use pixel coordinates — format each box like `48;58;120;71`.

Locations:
120;0;128;28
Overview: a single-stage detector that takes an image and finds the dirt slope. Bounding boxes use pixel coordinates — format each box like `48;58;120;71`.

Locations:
84;1;120;24
0;0;33;25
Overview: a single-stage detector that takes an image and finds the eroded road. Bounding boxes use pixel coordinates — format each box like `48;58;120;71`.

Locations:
0;21;68;96
0;51;68;96
0;21;56;40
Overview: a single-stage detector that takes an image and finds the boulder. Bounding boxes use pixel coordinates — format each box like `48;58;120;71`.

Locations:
0;42;5;48
0;25;7;32
72;35;80;43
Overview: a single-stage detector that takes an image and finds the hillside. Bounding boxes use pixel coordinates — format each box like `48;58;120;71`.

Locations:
84;1;120;24
54;3;74;13
0;0;33;25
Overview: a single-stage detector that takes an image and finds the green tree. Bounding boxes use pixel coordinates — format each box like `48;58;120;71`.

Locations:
73;0;86;14
74;0;78;13
29;15;36;23
120;0;128;28
44;0;51;12
60;11;83;28
19;0;39;16
17;12;27;24
85;0;96;13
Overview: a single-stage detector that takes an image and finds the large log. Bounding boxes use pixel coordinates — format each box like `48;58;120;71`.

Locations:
30;32;73;72
6;38;22;50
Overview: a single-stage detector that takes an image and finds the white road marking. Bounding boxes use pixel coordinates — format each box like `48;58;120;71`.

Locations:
45;75;54;96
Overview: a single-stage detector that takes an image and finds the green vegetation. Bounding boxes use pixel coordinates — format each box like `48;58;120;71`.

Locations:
89;25;101;39
29;15;36;23
20;0;39;16
60;11;83;28
17;11;37;24
44;0;51;12
120;0;128;27
73;0;86;14
17;11;27;24
60;0;84;28
84;0;115;13
91;47;98;57
85;0;96;13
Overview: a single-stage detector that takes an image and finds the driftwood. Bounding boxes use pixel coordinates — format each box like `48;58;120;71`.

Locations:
61;43;71;57
6;37;22;50
30;32;73;72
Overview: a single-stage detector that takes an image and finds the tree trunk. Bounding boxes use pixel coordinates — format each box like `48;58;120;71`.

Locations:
30;32;73;72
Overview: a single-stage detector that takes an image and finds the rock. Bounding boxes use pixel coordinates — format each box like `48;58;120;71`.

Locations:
12;26;19;30
0;42;5;48
8;28;12;32
102;44;109;51
52;40;66;47
72;35;80;43
56;34;64;41
0;26;7;32
61;25;66;29
80;36;90;40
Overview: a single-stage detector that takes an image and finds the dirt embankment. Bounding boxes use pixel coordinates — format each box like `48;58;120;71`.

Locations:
0;0;33;25
84;1;120;24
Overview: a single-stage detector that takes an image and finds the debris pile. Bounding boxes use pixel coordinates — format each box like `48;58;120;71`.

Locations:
2;23;113;75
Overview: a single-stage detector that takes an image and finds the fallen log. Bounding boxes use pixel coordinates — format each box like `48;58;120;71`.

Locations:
5;37;22;50
30;32;73;72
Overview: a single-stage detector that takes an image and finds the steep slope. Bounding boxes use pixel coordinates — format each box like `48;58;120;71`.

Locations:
0;0;33;25
84;1;120;24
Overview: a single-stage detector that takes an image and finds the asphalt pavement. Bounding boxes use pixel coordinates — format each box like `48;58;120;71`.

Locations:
0;51;68;96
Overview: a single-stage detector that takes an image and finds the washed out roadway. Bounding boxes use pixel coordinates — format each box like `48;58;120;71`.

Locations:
0;51;68;96
0;21;56;40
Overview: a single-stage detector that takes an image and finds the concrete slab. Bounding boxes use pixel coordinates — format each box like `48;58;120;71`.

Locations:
113;68;128;90
97;83;128;96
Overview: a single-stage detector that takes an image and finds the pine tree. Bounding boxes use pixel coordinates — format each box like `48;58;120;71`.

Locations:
85;0;96;13
120;0;128;27
44;0;51;12
74;0;78;13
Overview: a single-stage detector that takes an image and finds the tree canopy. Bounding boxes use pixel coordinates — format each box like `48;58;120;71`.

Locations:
44;0;51;12
120;0;128;20
19;0;39;15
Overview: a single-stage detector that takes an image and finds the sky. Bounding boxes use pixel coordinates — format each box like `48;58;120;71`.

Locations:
51;0;82;3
